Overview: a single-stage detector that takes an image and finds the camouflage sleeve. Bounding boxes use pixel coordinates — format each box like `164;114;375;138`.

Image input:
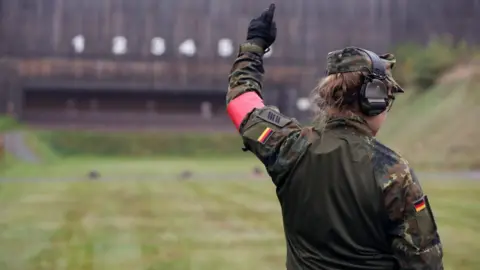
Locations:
226;42;267;104
383;161;444;269
226;42;312;185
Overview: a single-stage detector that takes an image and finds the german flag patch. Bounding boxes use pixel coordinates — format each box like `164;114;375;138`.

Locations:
414;196;427;212
257;127;274;144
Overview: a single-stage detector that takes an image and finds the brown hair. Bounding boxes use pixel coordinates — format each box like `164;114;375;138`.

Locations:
310;71;396;127
309;71;365;127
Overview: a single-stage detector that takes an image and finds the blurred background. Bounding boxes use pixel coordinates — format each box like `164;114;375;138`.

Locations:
0;0;479;269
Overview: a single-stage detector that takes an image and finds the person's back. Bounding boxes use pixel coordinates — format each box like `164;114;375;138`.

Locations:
226;4;443;269
280;120;412;269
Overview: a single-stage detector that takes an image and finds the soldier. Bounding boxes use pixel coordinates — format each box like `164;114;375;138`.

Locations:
226;3;443;270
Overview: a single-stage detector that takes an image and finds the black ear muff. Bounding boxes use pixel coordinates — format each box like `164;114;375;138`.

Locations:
359;78;389;116
357;49;389;117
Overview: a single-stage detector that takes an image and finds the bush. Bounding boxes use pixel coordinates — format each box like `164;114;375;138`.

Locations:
0;115;22;132
392;36;475;90
36;131;246;158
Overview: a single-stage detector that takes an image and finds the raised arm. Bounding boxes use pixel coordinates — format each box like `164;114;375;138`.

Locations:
225;4;311;185
226;3;277;130
226;43;267;129
384;161;444;269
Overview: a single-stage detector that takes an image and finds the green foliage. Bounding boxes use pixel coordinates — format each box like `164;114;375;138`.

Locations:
36;131;245;158
392;36;476;90
0;115;22;132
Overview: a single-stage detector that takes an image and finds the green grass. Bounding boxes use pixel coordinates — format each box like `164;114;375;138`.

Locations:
24;132;59;162
0;158;479;270
0;116;22;132
1;157;263;179
0;178;478;270
378;73;480;170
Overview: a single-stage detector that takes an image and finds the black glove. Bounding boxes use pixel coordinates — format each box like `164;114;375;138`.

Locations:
246;3;277;50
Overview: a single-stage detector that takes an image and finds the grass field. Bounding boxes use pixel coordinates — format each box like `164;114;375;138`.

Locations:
1;157;262;179
1;158;479;270
377;75;480;170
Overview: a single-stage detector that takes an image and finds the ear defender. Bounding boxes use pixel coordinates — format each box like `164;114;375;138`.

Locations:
357;49;389;117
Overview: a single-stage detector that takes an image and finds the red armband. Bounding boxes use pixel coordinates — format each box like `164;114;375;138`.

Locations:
227;91;265;130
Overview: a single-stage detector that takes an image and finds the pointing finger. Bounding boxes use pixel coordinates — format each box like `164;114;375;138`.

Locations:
264;3;276;23
259;3;276;22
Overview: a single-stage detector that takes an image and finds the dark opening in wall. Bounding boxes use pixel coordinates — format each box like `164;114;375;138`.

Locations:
22;88;231;131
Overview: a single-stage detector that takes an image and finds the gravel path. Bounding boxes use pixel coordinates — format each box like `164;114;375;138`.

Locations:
4;131;40;163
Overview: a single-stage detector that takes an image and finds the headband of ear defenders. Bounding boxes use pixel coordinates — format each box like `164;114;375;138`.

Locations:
358;49;387;79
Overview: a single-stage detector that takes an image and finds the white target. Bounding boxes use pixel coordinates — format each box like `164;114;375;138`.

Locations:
151;37;166;56
218;38;234;58
178;39;196;57
296;98;311;111
72;35;85;53
112;36;127;55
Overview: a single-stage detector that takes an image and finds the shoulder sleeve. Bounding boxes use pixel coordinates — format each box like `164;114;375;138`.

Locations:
383;160;444;269
226;43;312;185
240;106;312;185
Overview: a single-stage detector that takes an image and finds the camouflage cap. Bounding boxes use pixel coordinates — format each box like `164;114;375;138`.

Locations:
326;47;404;93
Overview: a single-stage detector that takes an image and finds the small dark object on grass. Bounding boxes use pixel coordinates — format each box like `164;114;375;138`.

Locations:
88;170;100;180
179;170;193;180
253;167;264;177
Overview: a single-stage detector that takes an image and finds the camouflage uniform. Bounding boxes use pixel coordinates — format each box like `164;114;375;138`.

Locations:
226;43;443;270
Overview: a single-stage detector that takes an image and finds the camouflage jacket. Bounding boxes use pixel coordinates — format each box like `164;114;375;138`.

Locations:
226;42;443;270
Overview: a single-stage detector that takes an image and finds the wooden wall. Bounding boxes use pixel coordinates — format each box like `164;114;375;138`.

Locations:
0;0;396;61
0;0;479;115
2;0;479;60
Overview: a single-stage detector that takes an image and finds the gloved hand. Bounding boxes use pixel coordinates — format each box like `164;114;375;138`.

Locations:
246;3;277;51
